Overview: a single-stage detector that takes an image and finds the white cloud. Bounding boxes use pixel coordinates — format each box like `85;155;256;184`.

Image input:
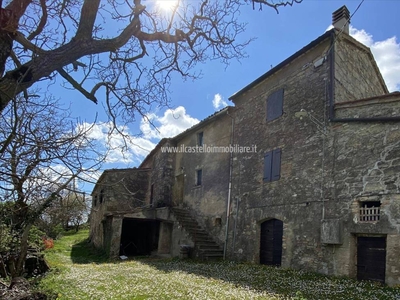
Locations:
81;122;156;164
140;106;199;140
212;93;228;110
78;106;198;166
350;26;400;92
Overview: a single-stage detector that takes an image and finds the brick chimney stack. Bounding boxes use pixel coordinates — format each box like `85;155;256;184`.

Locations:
332;6;350;34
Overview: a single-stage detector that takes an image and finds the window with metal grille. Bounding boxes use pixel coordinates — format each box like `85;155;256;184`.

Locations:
359;201;381;222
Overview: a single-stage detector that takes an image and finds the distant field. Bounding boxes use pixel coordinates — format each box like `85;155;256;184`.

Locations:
37;230;400;300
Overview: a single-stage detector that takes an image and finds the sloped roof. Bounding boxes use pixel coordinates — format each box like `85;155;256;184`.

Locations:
91;167;150;195
172;106;233;141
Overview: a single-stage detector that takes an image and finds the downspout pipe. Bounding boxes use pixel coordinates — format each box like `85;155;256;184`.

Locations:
224;109;234;260
328;31;400;123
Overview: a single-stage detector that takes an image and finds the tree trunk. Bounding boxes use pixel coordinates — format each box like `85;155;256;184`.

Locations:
13;224;32;278
0;32;13;76
0;254;7;277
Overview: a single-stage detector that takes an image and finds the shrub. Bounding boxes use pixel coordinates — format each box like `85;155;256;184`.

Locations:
43;238;54;250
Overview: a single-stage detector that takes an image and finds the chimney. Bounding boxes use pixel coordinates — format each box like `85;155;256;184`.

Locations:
332;6;350;34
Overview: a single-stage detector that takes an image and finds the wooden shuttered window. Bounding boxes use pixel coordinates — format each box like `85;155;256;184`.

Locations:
266;88;284;121
263;148;282;182
263;152;272;182
271;148;281;181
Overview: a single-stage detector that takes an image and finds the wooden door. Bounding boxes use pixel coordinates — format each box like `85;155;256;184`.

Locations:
260;219;283;266
357;236;386;283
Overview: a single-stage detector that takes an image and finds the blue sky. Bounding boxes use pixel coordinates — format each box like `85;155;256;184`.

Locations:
51;0;400;191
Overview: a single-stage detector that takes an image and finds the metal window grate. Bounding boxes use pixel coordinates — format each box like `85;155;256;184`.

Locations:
359;206;380;222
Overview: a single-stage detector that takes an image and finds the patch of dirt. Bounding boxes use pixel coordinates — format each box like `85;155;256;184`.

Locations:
0;277;47;300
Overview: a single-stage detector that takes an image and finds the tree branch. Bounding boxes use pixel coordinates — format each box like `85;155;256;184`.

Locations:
26;0;47;41
251;0;302;13
75;0;101;40
14;31;46;54
57;68;98;104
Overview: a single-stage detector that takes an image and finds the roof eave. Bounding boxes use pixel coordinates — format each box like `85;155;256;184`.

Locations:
172;106;233;142
229;29;335;101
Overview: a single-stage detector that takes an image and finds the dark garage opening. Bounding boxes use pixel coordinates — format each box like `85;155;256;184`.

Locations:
119;218;160;256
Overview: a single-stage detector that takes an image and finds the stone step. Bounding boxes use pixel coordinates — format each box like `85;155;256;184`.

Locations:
203;254;223;260
172;207;223;260
194;238;216;243
202;253;224;259
200;249;223;254
179;222;201;228
202;252;223;256
197;244;221;249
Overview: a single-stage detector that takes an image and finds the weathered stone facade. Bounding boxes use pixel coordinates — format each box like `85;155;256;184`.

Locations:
90;168;151;256
334;34;387;103
172;107;233;243
228;31;332;268
90;109;233;259
228;28;400;285
90;10;400;285
141;139;176;208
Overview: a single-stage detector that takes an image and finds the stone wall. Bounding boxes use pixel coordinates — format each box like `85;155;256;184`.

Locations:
229;37;331;266
335;93;400;119
229;30;400;285
141;139;175;208
334;35;387;104
324;121;400;284
173;110;232;244
89;168;150;254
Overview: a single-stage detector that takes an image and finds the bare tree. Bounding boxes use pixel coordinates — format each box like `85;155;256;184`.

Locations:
0;95;103;277
39;187;89;235
0;0;302;125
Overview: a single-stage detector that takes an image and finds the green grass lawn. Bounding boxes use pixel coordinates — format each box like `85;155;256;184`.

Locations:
37;230;400;300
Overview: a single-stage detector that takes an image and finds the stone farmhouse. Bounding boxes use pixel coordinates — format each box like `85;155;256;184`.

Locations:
90;6;400;285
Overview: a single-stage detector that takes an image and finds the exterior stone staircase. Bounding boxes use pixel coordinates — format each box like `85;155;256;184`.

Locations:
171;207;223;260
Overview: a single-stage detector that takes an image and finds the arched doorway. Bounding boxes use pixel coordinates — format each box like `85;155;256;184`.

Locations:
260;219;283;266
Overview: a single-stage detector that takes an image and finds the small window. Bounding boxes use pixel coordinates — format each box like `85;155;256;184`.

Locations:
196;169;202;186
266;88;284;121
359;201;381;222
150;184;154;207
197;132;204;146
99;189;104;204
263;148;281;182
